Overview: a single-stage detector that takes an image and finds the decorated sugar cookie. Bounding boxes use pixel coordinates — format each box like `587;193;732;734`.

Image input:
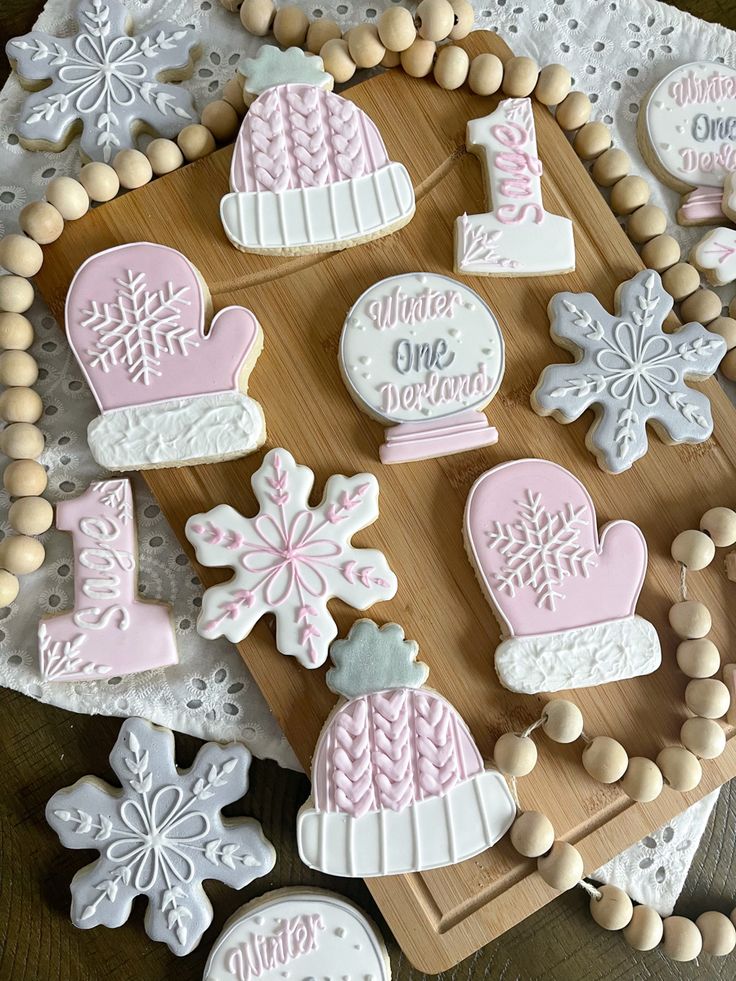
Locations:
455;97;575;276
691;226;736;285
340;273;505;463
203;888;390;981
723;170;736;221
238;44;333;106
297;620;515;876
38;479;177;682
186;449;398;668
464;459;661;694
66;242;266;471
639;62;736;225
6;0;198;162
532;270;725;474
46;717;275;956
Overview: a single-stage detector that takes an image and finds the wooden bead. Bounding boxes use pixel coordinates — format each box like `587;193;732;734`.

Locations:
468;53;503;96
19;200;64;245
0;387;43;424
378;7;416;52
380;49;401;68
582;736;628;783
671;529;716;570
240;0;274;36
177;124;216;162
0;275;34;314
448;0;474;40
46;176;89;220
272;5;308;47
146;138;184;176
0;421;44;459
306;18;341;55
677;638;720;679
222;77;247;116
0;569;20;605
0;234;43;278
555;91;592;131
627;205;667;244
542;699;584;743
0;534;45;575
680;288;722;325
433;44;469;90
662;262;701;302
348;25;385;69
493;732;537;776
3;458;48;497
661;916;702;962
705;315;736;351
681;716;725;759
624;905;663;951
509;811;554;858
696;910;736;956
640;233;681;273
219;0;242;12
112;148;153;189
201;101;240;143
537;841;584;891
701;506;736;547
685;678;730;719
621;757;663;802
721;348;736;382
534;64;571;106
415;0;455;42
8;496;53;536
0;312;33;350
502;56;539;98
656;746;702;791
573;121;612;161
320;39;356;83
79;162;119;202
731;295;736;319
610;175;650;215
668;600;711;639
591;148;630;187
0;350;38;387
400;39;436;78
590;885;633;931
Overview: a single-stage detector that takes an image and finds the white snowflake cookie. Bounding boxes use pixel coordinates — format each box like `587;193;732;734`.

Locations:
185;449;398;668
6;0;199;162
532;270;726;474
46;717;275;955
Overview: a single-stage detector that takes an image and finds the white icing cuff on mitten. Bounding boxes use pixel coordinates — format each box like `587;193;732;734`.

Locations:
494;615;662;695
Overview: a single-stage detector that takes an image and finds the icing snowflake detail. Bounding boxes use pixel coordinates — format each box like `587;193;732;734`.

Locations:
457;213;520;270
533;270;726;473
486;490;596;611
91;479;133;523
46;718;275;956
82;269;196;384
7;0;197;162
186;448;398;668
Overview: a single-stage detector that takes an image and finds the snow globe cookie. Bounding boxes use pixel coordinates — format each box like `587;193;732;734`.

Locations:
464;459;661;694
340;273;505;463
65;242;266;471
297;619;515;876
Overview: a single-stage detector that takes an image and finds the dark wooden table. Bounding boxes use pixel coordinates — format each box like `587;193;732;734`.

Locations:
2;1;736;978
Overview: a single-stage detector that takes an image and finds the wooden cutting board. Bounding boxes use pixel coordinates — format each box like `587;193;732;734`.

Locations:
35;30;736;974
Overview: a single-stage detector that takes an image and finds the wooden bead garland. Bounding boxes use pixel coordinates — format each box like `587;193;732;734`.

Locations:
45;175;89;221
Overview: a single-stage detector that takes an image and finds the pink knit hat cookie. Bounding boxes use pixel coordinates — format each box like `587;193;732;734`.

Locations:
297;619;515;877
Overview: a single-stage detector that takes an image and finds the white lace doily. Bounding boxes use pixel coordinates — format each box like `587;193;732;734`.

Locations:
0;0;732;909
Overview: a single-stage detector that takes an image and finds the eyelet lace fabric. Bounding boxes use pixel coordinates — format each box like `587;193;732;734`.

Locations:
0;0;731;910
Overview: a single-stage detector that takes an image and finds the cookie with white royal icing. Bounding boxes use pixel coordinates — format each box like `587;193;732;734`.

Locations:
65;242;266;471
203;888;390;981
297;619;515;877
340;272;505;463
237;44;333;106
691;226;736;285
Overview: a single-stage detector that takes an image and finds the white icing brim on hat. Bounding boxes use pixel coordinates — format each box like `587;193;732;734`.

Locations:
495;615;662;695
220;162;415;254
88;391;266;471
296;769;515;877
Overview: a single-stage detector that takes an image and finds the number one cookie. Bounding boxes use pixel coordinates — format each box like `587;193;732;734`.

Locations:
455;98;575;277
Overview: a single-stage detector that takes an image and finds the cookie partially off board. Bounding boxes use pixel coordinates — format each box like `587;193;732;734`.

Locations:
36;30;736;974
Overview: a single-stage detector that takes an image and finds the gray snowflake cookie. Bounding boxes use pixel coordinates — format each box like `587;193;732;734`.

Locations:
6;0;199;162
45;717;275;956
532;270;726;474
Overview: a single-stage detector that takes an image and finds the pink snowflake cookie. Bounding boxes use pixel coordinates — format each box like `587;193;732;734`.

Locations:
185;449;398;668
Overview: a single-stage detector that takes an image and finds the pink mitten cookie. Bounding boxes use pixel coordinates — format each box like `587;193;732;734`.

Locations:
66;242;266;471
297;619;515;876
38;480;178;681
464;459;661;694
